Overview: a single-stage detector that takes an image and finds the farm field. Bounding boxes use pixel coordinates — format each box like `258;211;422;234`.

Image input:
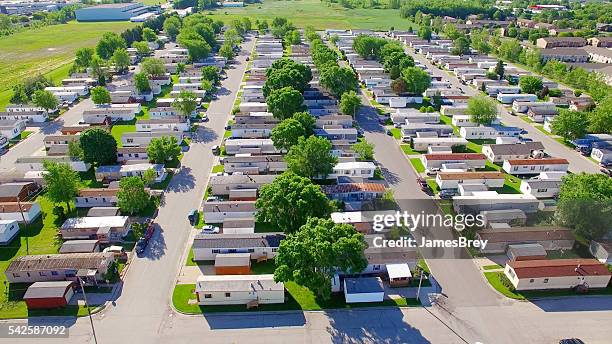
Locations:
205;0;416;30
0;21;136;109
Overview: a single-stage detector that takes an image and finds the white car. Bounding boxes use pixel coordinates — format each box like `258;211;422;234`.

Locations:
201;225;220;234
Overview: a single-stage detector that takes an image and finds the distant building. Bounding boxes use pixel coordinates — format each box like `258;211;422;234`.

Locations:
536;37;587;49
75;3;150;22
504;259;611;291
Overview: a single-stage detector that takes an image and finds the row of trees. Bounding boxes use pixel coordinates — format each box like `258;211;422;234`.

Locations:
0;5;78;37
176;14;223;62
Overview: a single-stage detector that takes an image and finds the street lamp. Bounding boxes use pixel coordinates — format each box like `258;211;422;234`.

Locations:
77;277;99;344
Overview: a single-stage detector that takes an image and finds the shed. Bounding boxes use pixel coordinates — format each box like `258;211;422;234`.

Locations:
59;240;101;254
23;281;75;309
507;244;547;261
214;253;252;275
386;264;412;287
87;207;120;217
344;277;385;303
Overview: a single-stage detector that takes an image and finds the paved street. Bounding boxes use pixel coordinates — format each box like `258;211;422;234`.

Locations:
403;46;600;174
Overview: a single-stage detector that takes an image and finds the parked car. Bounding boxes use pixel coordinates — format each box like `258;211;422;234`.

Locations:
385;129;393;136
439;189;457;199
601;167;612;177
205;196;219;202
201;225;220;234
417;177;429;191
559;339;584;344
135;238;148;255
211;145;220;155
103;246;126;258
188;209;199;225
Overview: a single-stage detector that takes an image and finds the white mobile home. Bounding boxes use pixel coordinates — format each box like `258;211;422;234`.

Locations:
502;158;569;175
15;156;90;172
453;191;541;214
0;111;48;123
504;259;611;291
436;171;505;190
460;125;521;140
195;274;284;306
421;153;487;171
412;137;468;151
496;93;538;104
202;201;257;224
0;119;26;140
121;131;184;147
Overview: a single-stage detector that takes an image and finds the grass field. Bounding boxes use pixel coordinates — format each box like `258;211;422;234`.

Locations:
204;0;416;30
0;21;136;109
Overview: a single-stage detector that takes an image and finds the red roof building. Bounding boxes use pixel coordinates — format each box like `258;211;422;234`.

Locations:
504;259;611;291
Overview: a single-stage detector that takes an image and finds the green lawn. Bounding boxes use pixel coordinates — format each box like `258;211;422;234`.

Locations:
110;121;136;148
150;171;174;190
0;195;77;318
426;178;439;194
172;281;420;314
204;0;418;30
389;128;401;140
0;21;136;109
482;264;503;270
409;158;425;173
439;115;460;135
500;174;522;194
185;249;197;266
400;144;419;155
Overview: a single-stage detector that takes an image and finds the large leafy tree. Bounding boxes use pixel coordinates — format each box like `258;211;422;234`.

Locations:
467;95;498;125
339;91;362;117
519;75;543;94
172;90;198;118
32;90;58;113
255;172;333;233
201;66;220;85
74;48;95;71
266;86;306;120
352;140;375;161
91;86;111;105
551;109;589;141
286;136;337;179
80;128;117;165
555;173;612;240
352;34;387;59
291;112;315;136
111;48;131;73
588;95;612;134
146;136;182;163
163;16;181;41
132;41;151;56
274;217;368;300
319;66;357;98
263;59;312;97
141;58;166;76
43;161;80;211
117;176;150;215
401;67;431;95
134;72;151;93
10;84;28;104
271;118;305;151
142;27;157;42
96;32;127;60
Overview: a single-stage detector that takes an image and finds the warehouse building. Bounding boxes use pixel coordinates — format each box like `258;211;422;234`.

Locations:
75;2;151;22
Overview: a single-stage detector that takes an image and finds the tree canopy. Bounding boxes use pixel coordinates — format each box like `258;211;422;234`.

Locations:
467;95;499;125
339;91;362;117
117;176;150;215
32;89;58;112
519;75;543;95
274;217;368;300
266;86;306;120
80;128;117;165
91;86;111;105
43;161;80;211
255;172;334;233
172;90;198;117
319;66;357;98
401;67;431;95
286;136;338;179
551;109;589;141
147;136;182;163
271;118;305;151
141;57;166;76
96;32;127;60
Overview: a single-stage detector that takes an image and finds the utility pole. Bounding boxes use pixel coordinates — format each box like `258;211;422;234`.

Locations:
416;268;424;301
78;277;98;344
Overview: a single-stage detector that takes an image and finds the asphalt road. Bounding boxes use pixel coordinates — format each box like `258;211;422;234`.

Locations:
404;46;600;174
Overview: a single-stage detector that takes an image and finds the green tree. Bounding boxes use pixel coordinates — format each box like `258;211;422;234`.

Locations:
551;109;589;141
286;136;337;179
89;55;108;85
255;172;334;233
271;118;305;151
291;111;315;137
401;67;431;95
111;48;130;73
201;66;220;84
163;16;182;41
74;47;94;71
339;90;362;117
467;95;498;125
470;29;491;54
274;217;368;300
141;57;166;76
132;41;151;55
172;90;198;118
146;136;182;163
588;95;612;134
91;86;111;105
352;140;375;161
117;176;150;215
32;90;58;113
43;161;80;211
497;38;522;62
519;75;543;94
284;30;301;45
319;66;357;98
418;26;432;41
10;84;28;104
68;140;83;159
266;86;306;120
451;36;470;56
142;27;157;42
80;128;117;165
200;79;213;93
494;60;505;79
134;72;151;93
555;173;612;240
391;78;407;94
219;42;235;60
142;168;157;186
96;32;127;60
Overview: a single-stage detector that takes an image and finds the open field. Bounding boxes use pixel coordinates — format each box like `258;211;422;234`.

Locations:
204;0;416;30
0;21;135;109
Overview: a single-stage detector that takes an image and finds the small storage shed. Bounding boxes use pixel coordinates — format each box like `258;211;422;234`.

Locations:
344;277;385;303
387;264;412;287
507;243;547;261
214;253;252;275
23;281;74;309
59;240;101;254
